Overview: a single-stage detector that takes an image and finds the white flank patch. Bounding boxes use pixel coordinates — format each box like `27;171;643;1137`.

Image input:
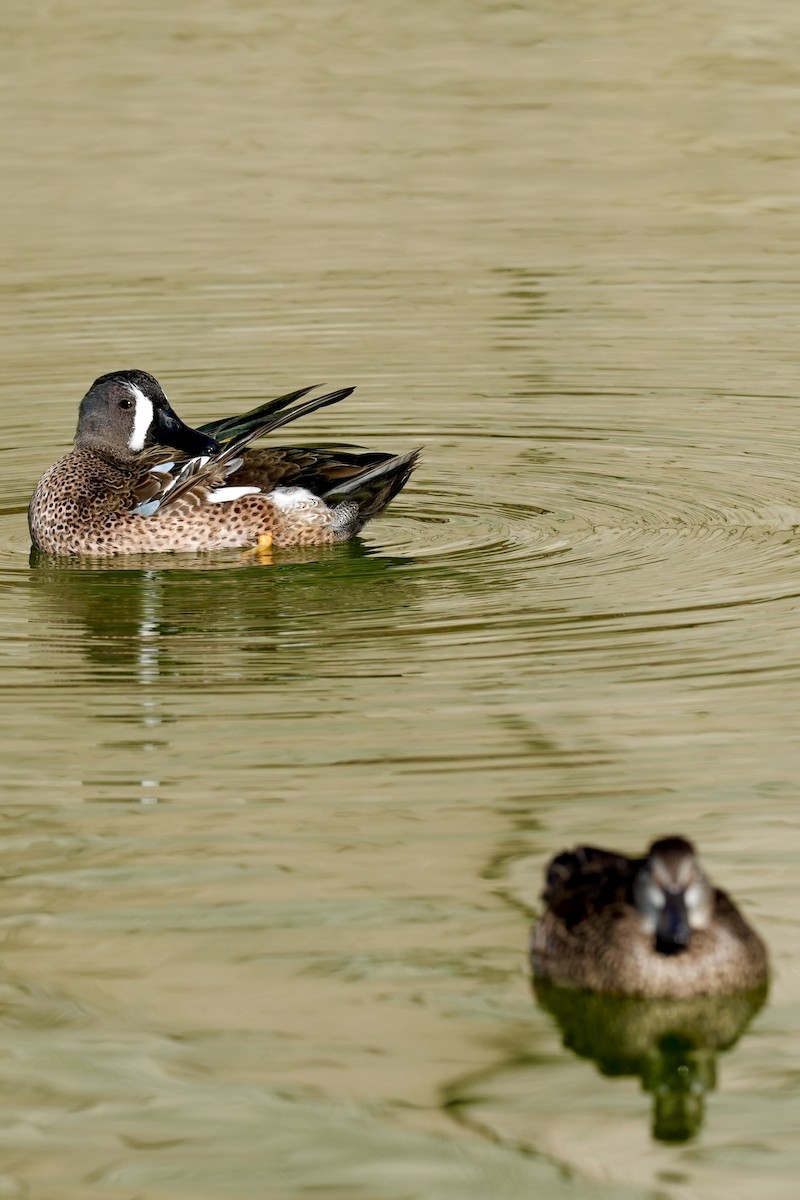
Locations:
267;487;318;512
206;486;261;503
127;385;154;452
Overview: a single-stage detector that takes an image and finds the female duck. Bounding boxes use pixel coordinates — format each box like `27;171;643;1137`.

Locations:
29;370;419;556
530;837;768;998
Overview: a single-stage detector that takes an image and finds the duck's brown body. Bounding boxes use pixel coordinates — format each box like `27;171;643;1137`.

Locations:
531;841;768;999
28;372;418;557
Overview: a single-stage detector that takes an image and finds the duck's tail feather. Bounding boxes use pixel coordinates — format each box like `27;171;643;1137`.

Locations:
323;447;421;535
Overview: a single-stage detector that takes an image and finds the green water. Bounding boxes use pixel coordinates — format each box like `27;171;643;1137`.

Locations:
0;1;798;1196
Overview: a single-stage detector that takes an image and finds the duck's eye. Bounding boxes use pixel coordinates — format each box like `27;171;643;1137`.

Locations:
119;397;134;410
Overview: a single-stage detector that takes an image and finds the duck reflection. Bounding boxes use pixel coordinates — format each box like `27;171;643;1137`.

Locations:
533;976;767;1142
29;541;418;679
29;542;419;803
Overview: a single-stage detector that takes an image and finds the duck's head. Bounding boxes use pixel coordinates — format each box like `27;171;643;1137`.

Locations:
633;837;713;955
75;370;219;462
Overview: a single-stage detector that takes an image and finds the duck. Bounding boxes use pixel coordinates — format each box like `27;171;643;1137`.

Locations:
530;837;768;998
28;370;419;556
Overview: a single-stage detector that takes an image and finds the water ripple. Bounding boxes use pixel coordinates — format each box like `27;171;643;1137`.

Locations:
3;410;800;700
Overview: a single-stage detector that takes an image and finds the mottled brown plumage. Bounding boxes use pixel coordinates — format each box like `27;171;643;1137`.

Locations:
530;837;768;998
29;370;419;556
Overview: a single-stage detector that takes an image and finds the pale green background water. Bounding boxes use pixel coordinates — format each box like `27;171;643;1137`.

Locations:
0;1;799;1196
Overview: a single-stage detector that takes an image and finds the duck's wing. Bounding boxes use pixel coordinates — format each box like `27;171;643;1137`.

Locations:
543;845;641;930
196;385;319;441
129;386;354;517
129;451;247;517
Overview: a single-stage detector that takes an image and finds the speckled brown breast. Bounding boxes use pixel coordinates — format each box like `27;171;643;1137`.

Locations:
531;894;768;999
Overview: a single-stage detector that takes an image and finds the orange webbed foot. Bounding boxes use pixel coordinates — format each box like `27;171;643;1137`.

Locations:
241;531;273;565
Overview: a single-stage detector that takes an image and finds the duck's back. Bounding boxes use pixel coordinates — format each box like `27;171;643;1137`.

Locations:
542;845;640;928
229;446;392;494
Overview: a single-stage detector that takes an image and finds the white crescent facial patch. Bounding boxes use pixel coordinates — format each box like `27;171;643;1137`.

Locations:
127;384;154;452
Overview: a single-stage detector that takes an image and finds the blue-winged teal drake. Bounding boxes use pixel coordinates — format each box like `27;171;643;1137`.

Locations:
29;370;419;556
530;837;768;998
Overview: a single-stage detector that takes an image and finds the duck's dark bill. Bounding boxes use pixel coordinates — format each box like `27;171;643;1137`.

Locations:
655;893;692;954
154;407;219;457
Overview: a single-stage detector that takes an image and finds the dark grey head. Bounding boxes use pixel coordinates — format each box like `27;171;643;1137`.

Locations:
633;837;713;955
75;370;219;462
